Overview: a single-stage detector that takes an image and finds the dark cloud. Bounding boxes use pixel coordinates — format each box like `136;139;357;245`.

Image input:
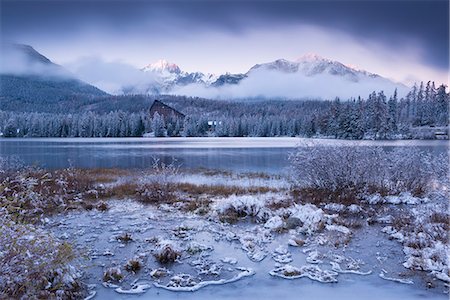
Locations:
1;0;448;71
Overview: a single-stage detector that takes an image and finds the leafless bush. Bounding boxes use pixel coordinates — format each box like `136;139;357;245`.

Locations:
138;158;179;204
289;145;447;202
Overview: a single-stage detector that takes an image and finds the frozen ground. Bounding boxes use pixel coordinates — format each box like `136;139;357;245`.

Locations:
42;170;448;300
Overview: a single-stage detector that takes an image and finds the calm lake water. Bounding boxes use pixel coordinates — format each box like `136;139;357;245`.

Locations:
0;137;447;173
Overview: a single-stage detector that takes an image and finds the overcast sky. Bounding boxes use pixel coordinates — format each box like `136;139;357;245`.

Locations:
1;0;448;85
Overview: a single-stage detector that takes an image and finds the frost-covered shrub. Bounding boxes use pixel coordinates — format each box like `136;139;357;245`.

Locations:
103;267;124;282
289;145;447;202
385;204;449;281
285;204;326;234
214;194;272;223
154;241;181;264
0;167;97;223
138;158;179;204
0;210;82;299
124;258;142;273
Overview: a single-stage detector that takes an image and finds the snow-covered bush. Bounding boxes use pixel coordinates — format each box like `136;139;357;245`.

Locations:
0;210;82;299
154;240;181;264
138;158;179;204
289;145;447;203
286;204;326;234
214;194;272;223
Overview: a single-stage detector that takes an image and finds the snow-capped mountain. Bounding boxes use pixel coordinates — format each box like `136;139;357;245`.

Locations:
142;59;181;74
138;54;403;92
63;52;407;99
248;54;380;83
141;59;218;90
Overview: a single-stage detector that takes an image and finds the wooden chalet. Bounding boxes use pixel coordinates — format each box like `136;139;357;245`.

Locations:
149;100;185;120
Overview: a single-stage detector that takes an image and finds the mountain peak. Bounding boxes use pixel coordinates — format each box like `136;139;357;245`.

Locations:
296;53;330;63
142;59;181;74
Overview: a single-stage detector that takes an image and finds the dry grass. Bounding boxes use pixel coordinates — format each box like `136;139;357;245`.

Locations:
429;212;449;225
218;207;247;224
81;168;129;183
103;267;124;282
154;245;180;264
266;198;294;210
182;198;212;215
0;168;98;223
124;259;142;273
102;182;139;199
97;202;108;211
173;182;278;197
291;187;359;206
117;233;133;243
138;182;177;204
392;214;414;231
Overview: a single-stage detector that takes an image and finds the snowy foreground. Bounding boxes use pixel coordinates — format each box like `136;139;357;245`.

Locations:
30;170;448;300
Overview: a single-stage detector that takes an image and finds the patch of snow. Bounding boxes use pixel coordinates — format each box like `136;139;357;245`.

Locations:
154;267;255;292
264;216;284;231
286;204;325;235
326;224;351;235
115;282;152;294
221;257;238;265
379;272;413;284
270;264;338;283
330;262;372;275
306;250;324;264
324;203;345;212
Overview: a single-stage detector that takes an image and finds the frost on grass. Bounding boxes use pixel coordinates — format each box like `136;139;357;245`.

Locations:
154;240;181;264
103;267;124;282
269;264;338;283
238;226;272;262
0;211;82;299
272;245;293;263
0;167;98;223
382;203;449;282
213;194;273;223
150;267;171;279
137;158;179;204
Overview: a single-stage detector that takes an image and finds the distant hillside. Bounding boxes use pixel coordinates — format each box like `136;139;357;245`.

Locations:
0;44;107;112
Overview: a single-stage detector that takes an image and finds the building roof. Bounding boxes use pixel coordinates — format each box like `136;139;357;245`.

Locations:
149;100;185;119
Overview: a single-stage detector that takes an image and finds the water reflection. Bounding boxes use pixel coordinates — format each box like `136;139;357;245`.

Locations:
0;138;447;174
